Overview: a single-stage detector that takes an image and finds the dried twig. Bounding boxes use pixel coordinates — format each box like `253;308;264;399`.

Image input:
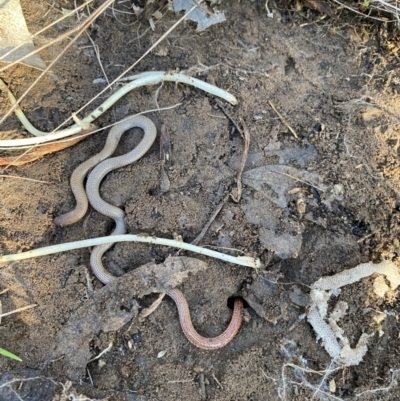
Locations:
85;32;110;85
216;99;242;135
215;100;250;202
330;0;396;23
268;100;298;139
231;117;250;202
267;168;326;192
87;342;113;363
212;373;224;390
191;195;228;246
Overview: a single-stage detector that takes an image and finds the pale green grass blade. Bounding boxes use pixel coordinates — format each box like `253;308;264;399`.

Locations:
0;347;22;361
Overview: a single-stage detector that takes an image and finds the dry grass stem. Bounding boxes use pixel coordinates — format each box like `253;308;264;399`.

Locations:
216;99;243;134
0;0;115;125
268;100;298;139
85;32;110;85
212;373;224;390
86;367;94;387
0;304;37;318
87;342;113;363
0;0;95;69
268;169;326;192
0;175;50;183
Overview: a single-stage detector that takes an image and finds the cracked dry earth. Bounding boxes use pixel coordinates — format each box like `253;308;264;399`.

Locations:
1;1;400;400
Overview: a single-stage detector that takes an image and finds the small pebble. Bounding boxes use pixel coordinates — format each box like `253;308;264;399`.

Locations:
132;332;142;343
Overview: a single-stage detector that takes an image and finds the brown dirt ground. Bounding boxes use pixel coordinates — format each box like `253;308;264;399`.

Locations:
1;0;400;400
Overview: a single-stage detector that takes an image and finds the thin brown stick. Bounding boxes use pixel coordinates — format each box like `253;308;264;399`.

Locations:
216;99;243;138
330;0;394;22
215;100;250;202
231;117;250;202
268;100;298;139
191;195;228;246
